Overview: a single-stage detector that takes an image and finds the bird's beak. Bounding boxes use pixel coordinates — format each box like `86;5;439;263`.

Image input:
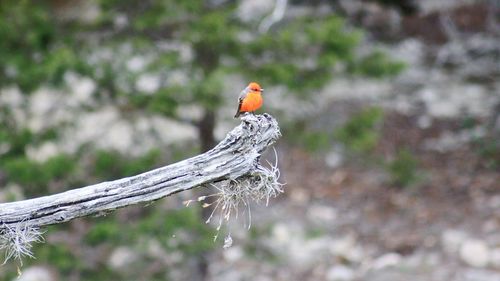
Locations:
261;89;264;92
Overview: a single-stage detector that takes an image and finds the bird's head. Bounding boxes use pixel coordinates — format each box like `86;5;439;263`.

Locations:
247;82;263;93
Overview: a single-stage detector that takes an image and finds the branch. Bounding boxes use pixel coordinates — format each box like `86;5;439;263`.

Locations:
0;113;281;230
259;0;288;33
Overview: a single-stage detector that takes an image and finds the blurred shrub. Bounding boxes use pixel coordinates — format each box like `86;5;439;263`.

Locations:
2;157;49;193
136;207;215;254
0;0;89;92
387;148;421;187
2;154;75;196
45;154;76;180
334;107;384;154
84;219;123;246
35;243;81;274
85;207;214;252
286;107;385;154
81;206;215;279
244;225;279;262
302;131;332;153
283;119;333;153
350;50;406;78
474;137;500;169
92;149;161;180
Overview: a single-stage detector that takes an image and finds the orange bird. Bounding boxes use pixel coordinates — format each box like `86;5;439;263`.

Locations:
234;82;264;118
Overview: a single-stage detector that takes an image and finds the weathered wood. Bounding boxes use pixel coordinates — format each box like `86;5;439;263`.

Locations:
0;114;281;229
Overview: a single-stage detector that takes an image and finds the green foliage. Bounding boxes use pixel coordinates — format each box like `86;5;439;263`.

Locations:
93;149;161;180
244;225;279;262
84;219;122;246
474;137;500;169
387;148;421;187
282;119;332;153
286;107;385;154
244;15;362;92
0;127;33;159
0;0;88;92
84;207;215;254
80;206;215;280
136;207;215;254
305;228;326;239
2;154;75;196
302;131;332;153
146;87;181;116
350;50;406;78
35;243;81;273
334;107;384;153
44;154;76;180
2;157;49;192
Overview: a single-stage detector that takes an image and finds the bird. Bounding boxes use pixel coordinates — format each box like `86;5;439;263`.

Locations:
234;82;264;118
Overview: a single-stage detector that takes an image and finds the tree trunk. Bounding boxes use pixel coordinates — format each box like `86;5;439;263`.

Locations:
198;109;216;153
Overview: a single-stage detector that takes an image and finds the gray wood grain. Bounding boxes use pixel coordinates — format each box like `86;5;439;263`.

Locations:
0;114;281;229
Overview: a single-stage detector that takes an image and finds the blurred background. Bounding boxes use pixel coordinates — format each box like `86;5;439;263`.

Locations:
0;0;499;280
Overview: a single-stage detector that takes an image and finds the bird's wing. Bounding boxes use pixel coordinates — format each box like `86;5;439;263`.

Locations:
238;88;249;102
234;88;248;117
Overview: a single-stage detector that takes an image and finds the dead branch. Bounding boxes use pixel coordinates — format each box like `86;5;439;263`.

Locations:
0;114;281;262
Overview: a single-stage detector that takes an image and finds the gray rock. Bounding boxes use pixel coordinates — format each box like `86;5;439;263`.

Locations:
462;268;500;281
289;236;332;268
460;239;490;268
325;149;344;169
326;265;355;281
371;253;402;270
269;223;333;269
307;204;338;223
490;248;500;269
441;229;468;254
237;0;273;23
108;246;140;271
16;266;55;281
0;184;25;203
329;235;365;264
223;246;244;262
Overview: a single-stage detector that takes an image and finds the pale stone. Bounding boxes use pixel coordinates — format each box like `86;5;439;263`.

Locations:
26;142;59;162
326;265;355;281
372;252;402;270
0;86;23;107
136;73;161;94
489;248;500;269
272;223;292;245
108;246;139;271
441;229;468;254
237;0;273;23
327;234;365;264
16;266;54;281
460;239;490;268
0;184;25;203
223;246;244;262
127;56;148;72
307;204;338;223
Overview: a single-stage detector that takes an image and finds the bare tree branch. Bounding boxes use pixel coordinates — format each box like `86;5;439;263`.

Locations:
259;0;288;34
0;114;281;230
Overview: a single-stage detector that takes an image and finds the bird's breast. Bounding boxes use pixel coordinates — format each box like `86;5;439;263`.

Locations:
241;92;263;112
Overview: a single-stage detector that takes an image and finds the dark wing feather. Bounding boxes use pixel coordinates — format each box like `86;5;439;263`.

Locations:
234;99;243;118
234;88;248;118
